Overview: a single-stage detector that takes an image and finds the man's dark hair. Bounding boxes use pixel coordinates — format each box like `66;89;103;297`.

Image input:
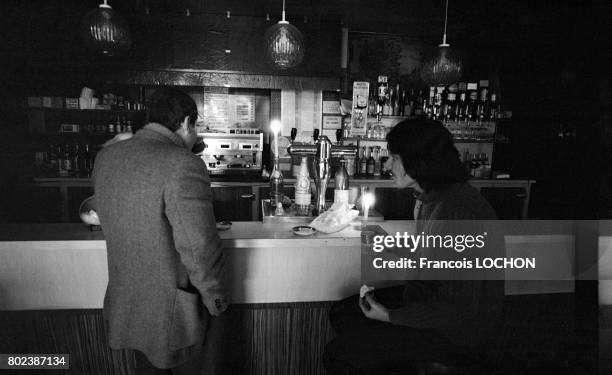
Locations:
146;88;197;132
386;118;468;192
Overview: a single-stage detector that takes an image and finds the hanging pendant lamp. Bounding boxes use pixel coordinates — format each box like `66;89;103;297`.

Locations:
421;0;462;85
264;0;304;69
81;0;131;56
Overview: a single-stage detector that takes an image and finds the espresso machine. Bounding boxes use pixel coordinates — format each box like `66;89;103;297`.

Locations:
288;135;357;214
198;132;263;177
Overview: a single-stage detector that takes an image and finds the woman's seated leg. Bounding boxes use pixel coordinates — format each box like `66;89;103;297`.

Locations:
323;324;474;375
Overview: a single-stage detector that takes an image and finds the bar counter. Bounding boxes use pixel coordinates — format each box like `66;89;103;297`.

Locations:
0;221;411;310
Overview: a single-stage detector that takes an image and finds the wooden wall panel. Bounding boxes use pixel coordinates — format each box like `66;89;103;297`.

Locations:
0;303;336;375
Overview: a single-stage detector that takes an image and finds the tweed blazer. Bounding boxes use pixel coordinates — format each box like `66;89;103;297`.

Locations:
93;123;226;368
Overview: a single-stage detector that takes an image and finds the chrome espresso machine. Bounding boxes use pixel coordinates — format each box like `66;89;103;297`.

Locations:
197;132;263;177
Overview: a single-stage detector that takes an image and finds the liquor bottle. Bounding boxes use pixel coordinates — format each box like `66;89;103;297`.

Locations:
83;144;94;176
456;82;467;122
294;156;311;215
467;83;479;122
359;146;368;176
72;144;81;175
379;148;389;177
376;76;389;120
399;89;406;116
477;82;489;123
269;158;284;208
366;147;375;176
414;90;424;117
434;86;445;120
402;89;411;117
107;116;115;133
481;153;491;179
115;115;123;133
425;86;435;119
393;83;401;116
117;96;125;110
334;159;350;204
489;91;498;121
372;147;381;177
60;144;73;176
368;90;377;116
48;144;58;172
470;153;480;178
126;120;134;134
138;86;146;110
445;89;457;122
384;87;393;116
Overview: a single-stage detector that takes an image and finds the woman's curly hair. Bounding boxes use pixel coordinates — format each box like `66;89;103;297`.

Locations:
386;119;468;192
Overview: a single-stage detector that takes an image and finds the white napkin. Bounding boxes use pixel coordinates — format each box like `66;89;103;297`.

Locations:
309;202;359;234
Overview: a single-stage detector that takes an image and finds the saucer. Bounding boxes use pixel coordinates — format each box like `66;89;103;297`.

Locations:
292;226;316;236
216;221;232;231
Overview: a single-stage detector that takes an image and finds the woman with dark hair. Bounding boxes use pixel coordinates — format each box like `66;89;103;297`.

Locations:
323;119;503;375
385;119;496;222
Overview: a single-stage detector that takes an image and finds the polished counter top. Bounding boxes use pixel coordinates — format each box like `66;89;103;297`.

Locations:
0;221;412;248
0;221;412;308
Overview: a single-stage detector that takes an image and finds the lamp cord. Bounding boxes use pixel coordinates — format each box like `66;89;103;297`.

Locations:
282;0;286;21
442;0;449;45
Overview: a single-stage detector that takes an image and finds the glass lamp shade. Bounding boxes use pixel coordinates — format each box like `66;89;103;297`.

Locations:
264;21;304;69
420;45;462;86
81;6;131;56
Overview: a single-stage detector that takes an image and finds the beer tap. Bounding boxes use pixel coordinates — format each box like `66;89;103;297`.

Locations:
287;130;357;215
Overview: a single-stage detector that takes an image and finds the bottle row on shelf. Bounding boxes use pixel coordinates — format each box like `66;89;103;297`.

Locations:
58;115;140;135
461;150;492;179
35;143;96;177
342;119;497;143
27;87;147;111
369;77;508;122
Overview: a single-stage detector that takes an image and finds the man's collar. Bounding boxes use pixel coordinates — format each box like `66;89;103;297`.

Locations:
135;123;186;149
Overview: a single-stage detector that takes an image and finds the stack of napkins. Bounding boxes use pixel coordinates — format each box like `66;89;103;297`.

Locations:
309;202;359;234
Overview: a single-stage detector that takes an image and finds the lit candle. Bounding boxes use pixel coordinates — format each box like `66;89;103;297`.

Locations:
270;120;281;158
363;192;374;221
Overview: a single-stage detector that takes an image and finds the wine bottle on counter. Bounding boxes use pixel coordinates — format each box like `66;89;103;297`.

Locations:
294;156;311;216
334;158;350;204
269;158;284;209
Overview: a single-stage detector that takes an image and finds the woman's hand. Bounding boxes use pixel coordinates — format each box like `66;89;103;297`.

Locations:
359;294;390;323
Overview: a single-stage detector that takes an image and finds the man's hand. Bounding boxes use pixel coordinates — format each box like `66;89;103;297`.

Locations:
359;293;390;323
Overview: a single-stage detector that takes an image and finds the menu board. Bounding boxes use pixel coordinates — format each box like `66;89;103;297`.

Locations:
231;95;256;125
202;92;256;130
203;92;230;129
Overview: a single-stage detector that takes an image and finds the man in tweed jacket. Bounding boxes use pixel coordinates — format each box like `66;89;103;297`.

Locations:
93;88;226;373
